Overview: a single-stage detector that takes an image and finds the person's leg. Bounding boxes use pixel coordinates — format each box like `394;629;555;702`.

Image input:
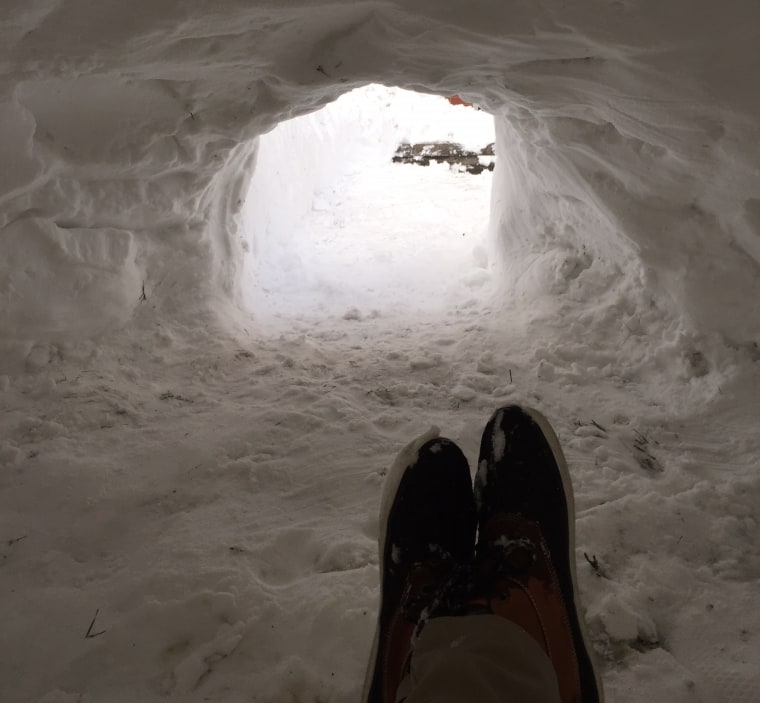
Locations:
362;431;477;703
363;407;603;703
468;405;604;702
401;615;561;703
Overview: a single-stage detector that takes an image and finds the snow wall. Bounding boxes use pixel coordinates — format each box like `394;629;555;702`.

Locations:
242;86;402;271
2;1;760;350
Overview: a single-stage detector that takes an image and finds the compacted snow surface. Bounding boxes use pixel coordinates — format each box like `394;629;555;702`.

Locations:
2;2;760;702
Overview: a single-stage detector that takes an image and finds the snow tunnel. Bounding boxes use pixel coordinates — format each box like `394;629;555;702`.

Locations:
2;4;760;702
2;0;760;359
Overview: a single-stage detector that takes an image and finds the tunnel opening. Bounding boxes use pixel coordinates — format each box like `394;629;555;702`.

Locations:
240;85;497;327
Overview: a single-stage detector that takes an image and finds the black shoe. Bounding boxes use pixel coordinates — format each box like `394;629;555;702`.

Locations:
474;405;604;703
363;434;477;703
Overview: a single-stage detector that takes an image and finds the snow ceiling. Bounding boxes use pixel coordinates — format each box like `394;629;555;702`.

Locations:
2;0;760;344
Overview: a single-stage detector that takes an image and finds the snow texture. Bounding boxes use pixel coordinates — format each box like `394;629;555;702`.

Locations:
1;2;760;702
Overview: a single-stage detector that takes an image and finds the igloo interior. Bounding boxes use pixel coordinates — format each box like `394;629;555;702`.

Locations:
1;2;759;702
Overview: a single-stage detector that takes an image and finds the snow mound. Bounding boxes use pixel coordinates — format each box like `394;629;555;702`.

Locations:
1;1;759;347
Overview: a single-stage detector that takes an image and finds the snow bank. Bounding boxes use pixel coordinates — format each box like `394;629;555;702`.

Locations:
242;86;394;269
243;85;494;260
2;0;760;346
241;85;495;313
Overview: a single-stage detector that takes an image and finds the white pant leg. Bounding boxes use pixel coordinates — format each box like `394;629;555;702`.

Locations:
399;615;561;703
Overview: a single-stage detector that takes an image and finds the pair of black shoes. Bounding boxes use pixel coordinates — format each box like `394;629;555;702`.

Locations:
363;405;603;703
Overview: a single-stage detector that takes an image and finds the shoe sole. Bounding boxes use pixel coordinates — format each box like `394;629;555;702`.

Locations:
511;406;605;703
361;426;443;703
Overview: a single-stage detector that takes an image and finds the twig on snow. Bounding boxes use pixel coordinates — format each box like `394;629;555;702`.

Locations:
583;552;607;578
85;609;107;639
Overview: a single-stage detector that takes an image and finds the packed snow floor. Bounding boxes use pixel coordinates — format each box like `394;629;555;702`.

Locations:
3;136;760;703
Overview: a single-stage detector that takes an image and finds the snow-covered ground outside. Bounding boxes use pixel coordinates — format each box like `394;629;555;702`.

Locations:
245;86;496;322
2;84;759;703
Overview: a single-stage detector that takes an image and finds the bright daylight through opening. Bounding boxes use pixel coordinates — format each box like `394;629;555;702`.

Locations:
241;86;496;326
